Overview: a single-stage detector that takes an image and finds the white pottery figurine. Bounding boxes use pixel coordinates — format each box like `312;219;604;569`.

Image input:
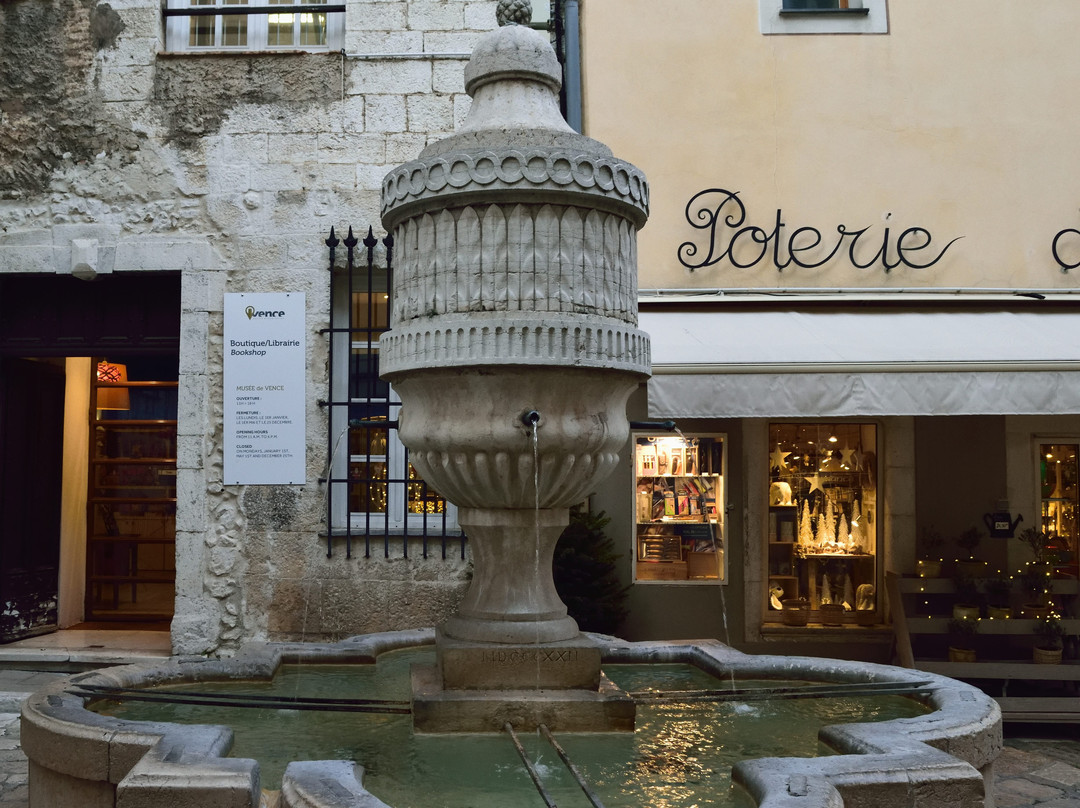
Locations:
769;481;793;506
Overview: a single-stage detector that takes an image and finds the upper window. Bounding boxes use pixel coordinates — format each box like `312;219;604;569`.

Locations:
164;0;344;52
760;0;887;34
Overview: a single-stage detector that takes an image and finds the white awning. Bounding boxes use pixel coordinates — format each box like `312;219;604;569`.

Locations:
641;309;1080;418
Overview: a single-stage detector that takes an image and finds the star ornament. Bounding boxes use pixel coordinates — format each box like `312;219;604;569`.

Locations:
770;446;792;471
805;473;824;494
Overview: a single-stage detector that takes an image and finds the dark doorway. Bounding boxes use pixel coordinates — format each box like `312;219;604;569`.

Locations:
0;358;65;642
0;273;182;631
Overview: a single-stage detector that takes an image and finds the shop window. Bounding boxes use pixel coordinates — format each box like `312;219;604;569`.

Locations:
1039;443;1079;578
766;423;878;625
324;232;461;559
760;0;887;34
164;0;344;52
633;433;726;584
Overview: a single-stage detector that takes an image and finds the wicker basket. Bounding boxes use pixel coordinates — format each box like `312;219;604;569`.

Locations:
948;647;977;663
820;603;845;626
855;609;877;627
781;598;810;627
1033;646;1062;665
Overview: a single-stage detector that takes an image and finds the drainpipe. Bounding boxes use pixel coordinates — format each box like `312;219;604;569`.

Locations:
561;0;583;133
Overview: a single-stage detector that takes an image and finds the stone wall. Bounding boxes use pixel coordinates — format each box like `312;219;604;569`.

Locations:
0;0;493;654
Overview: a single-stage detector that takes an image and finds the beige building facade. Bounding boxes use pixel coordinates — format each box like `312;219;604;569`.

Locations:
579;0;1080;674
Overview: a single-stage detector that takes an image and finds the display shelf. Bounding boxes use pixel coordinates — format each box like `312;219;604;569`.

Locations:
904;617;1080;635
633;433;725;583
765;422;880;624
887;570;1080;722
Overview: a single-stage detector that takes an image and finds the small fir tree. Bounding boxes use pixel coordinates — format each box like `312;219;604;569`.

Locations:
553;507;630;635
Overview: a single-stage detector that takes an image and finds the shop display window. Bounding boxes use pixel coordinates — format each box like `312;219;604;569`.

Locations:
633;433;725;584
1039;443;1079;578
767;423;878;625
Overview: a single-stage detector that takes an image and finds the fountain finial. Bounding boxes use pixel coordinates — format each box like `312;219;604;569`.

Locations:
496;0;532;27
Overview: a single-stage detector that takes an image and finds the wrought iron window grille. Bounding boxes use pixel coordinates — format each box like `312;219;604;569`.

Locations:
320;226;465;561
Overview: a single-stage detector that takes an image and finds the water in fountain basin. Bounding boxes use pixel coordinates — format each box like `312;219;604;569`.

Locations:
94;647;929;804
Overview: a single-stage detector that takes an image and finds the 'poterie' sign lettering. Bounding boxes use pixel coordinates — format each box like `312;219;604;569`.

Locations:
224;292;306;485
678;188;962;273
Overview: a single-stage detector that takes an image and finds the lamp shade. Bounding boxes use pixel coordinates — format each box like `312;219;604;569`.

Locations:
96;361;131;410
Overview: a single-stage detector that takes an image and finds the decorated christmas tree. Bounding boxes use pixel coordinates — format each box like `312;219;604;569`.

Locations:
816;505;830;549
838;513;850;551
799;500;814;548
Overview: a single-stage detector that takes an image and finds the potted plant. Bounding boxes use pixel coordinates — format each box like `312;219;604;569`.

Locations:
954;527;987;577
951;573;981;619
916;526;945;578
1033;613;1065;664
946;616;979;663
983;576;1012;619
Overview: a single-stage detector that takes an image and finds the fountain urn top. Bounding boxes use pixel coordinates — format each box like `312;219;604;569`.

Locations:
379;9;650;380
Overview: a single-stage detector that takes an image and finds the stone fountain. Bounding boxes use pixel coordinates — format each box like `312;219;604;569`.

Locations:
20;3;1004;805
378;0;649;731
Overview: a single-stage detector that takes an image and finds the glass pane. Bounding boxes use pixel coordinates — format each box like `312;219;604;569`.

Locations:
349;462;387;513
350;347;388;400
268;0;294;47
767;423;878;621
221;0;247;46
189;0;216;46
349;424;388;458
1040;444;1078;574
351;291;390;330
299;12;326;46
407;463;445;514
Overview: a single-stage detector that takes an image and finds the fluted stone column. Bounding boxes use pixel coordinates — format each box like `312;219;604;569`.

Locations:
380;0;648;704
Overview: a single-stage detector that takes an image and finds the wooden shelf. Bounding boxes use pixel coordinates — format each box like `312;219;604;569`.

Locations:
887;570;1080;723
895;575;1080;595
906;617;1080;635
917;660;1080;680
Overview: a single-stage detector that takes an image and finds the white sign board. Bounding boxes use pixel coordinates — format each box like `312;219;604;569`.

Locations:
223;292;306;485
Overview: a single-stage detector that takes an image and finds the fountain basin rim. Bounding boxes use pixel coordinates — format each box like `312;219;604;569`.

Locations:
23;631;1001;808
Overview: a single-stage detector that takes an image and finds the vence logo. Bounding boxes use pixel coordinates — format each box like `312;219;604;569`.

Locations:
245;306;286;320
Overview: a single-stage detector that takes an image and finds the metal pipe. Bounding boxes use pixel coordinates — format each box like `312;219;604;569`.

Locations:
629;420;677;432
504;723;558;808
540;724;607;808
521;410;541;426
562;0;583;133
629;679;934;705
349;419;399;429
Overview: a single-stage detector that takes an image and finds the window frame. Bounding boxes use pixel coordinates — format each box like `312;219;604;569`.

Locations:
631;431;728;586
759;0;887;35
763;421;882;628
1035;438;1079;578
324;230;461;560
164;0;344;52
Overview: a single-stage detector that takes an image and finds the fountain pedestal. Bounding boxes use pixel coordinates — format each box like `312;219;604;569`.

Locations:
379;3;650;733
